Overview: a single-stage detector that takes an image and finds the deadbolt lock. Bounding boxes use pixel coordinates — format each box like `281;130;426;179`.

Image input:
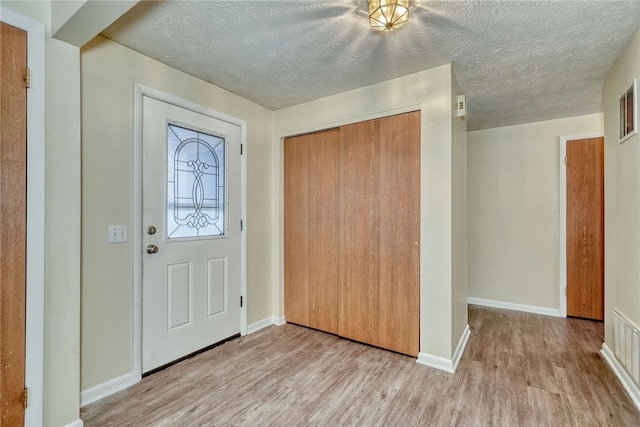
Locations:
147;226;157;235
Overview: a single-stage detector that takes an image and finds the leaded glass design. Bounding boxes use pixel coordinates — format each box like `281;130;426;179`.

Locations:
167;123;226;239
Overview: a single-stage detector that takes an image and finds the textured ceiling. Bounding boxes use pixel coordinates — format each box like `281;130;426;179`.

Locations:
101;1;640;131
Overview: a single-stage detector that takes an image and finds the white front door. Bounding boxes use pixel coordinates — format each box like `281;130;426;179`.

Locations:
142;95;242;373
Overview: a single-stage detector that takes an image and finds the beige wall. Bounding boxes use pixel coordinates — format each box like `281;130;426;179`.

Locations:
451;68;468;355
603;27;640;346
44;37;82;426
274;63;468;361
2;1;83;425
80;36;275;391
468;113;603;310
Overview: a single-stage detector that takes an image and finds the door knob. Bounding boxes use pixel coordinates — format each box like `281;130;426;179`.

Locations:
146;244;159;254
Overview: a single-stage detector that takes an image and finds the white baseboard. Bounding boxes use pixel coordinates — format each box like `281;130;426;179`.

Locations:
64;419;84;427
452;324;471;370
600;343;640;412
247;316;286;334
80;372;138;408
468;297;561;317
417;324;471;373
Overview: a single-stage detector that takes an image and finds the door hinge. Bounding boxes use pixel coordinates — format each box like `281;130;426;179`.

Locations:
24;388;28;409
240;144;244;155
240;296;244;308
564;155;567;165
25;67;30;88
240;219;243;231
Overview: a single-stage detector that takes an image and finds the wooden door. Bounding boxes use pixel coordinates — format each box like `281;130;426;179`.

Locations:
566;137;604;320
339;119;381;347
377;112;420;354
284;112;420;356
339;112;420;355
284;129;340;334
0;21;28;426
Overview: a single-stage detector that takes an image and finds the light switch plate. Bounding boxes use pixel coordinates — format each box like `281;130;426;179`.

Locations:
108;225;128;243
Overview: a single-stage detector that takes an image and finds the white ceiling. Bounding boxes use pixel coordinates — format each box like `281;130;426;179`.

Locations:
101;0;640;131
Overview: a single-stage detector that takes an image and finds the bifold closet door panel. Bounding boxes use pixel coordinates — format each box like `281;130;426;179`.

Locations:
284;134;310;327
339;111;420;356
339;119;381;347
308;129;340;334
377;111;420;356
284;129;340;333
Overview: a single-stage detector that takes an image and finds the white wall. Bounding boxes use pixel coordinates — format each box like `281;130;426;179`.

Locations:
603;27;640;345
468;113;603;312
274;63;468;363
80;36;274;391
2;1;83;425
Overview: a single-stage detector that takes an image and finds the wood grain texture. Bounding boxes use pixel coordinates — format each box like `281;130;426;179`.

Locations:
286;112;420;355
307;129;340;334
339;118;381;349
377;111;420;355
566;137;604;320
81;306;640;426
284;133;310;327
0;22;28;427
284;129;340;333
340;112;420;356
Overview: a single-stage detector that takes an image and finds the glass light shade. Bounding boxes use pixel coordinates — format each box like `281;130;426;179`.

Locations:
368;0;410;31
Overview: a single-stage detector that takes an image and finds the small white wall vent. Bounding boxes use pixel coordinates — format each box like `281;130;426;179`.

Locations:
613;309;640;385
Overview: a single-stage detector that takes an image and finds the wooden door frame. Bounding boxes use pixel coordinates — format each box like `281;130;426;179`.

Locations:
0;7;46;426
559;132;604;318
131;85;248;387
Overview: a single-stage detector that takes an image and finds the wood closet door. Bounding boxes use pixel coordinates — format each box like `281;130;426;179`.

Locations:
0;22;28;426
339;111;420;356
284;129;340;334
566;137;604;320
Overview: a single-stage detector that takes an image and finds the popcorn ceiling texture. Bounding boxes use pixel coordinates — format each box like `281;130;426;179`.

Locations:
101;1;640;131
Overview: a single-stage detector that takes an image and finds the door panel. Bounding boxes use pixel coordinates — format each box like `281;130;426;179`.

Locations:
207;257;227;316
377;112;420;355
339;112;420;356
167;262;192;330
339;119;381;347
284;129;340;334
142;96;241;372
0;22;27;426
307;130;340;334
284;133;310;328
566;137;604;320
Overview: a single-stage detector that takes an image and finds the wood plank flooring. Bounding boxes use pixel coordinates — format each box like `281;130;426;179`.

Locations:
81;306;640;426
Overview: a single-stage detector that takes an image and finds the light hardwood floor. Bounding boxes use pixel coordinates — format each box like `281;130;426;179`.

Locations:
81;306;640;426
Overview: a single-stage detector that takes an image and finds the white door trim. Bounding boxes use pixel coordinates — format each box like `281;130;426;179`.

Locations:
559;132;604;318
132;84;248;381
0;7;46;426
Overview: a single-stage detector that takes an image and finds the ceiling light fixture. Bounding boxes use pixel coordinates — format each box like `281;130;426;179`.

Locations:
368;0;410;31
